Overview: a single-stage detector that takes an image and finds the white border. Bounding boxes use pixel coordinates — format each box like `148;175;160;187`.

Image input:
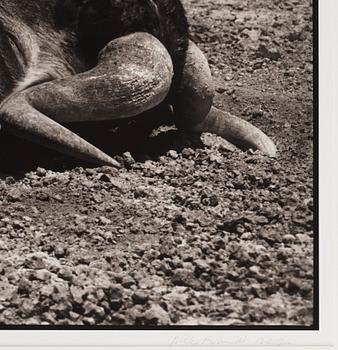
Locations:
0;0;337;348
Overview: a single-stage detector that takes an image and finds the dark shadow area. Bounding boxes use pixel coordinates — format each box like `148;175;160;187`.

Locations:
0;105;204;177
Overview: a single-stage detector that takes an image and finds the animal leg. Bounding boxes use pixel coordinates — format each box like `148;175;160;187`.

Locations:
174;41;277;157
0;33;173;166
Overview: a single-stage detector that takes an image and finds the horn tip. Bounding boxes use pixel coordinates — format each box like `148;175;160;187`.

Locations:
259;140;277;158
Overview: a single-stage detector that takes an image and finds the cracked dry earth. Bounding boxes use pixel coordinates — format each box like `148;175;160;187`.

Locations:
0;0;314;326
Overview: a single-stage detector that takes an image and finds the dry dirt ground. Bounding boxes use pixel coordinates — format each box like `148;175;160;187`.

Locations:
0;0;314;326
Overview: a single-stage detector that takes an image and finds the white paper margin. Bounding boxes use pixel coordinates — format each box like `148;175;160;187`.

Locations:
0;0;337;349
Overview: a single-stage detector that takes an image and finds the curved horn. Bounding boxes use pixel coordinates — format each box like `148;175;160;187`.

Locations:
174;40;277;158
0;94;121;167
192;107;277;157
0;33;173;166
174;41;215;128
32;32;174;122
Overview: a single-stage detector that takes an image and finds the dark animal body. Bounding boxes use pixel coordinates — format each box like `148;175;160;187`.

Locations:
0;0;276;166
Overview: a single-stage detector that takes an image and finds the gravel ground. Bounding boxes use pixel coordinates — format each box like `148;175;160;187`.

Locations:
0;0;314;326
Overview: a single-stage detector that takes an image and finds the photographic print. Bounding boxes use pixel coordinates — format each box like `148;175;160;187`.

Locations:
0;0;316;329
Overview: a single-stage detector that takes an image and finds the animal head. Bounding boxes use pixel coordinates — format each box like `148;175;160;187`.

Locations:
0;0;276;167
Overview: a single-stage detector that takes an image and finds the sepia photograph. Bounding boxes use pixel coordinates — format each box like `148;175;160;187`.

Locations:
0;0;316;329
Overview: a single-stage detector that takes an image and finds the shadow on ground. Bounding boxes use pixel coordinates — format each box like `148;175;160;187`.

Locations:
0;105;204;176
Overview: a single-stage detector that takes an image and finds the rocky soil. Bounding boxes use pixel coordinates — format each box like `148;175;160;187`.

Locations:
0;0;314;326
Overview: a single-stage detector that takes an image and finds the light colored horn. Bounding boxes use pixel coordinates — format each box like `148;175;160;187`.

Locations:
32;32;174;123
192;106;277;157
0;93;121;167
